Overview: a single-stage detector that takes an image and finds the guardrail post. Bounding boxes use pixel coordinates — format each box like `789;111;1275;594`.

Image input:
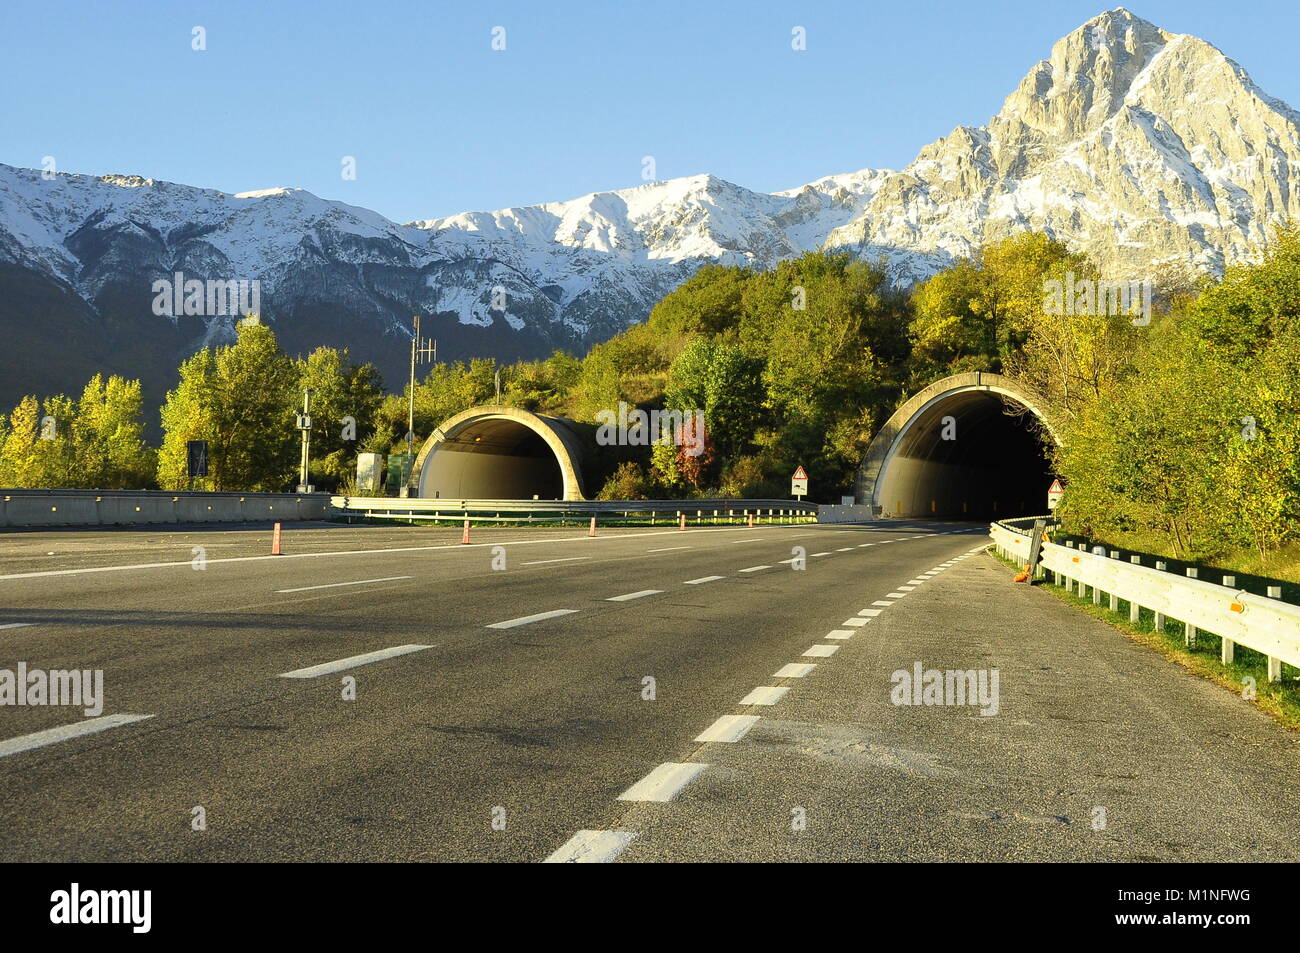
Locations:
1220;575;1237;664
1184;568;1198;646
1267;586;1284;681
1108;551;1120;610
1129;556;1141;622
1154;561;1167;632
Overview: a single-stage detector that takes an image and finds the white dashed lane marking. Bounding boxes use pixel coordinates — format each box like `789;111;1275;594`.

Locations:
803;644;840;658
543;830;637;863
617;762;709;801
0;623;34;630
694;714;760;743
774;663;816;678
486;609;579;629
606;590;663;602
858;609;884;617
872;600;894;606
842;618;870;627
738;565;771;573
0;714;154;759
520;557;591;566
825;629;854;639
647;547;691;553
275;575;412;593
278;644;432;678
683;575;725;585
739;686;789;706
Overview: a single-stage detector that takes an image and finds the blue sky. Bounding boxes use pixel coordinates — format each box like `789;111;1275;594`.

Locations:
3;0;1298;223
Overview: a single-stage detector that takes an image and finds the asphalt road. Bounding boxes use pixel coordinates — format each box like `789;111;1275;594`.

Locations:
0;518;1297;862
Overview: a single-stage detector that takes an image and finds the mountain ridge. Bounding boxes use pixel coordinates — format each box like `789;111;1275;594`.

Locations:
2;7;1297;409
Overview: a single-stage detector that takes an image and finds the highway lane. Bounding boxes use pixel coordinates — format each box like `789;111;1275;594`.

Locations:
0;521;977;860
1;519;1297;862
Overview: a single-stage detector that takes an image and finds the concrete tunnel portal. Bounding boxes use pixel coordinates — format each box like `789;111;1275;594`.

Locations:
413;406;590;501
415;375;1056;514
856;372;1058;519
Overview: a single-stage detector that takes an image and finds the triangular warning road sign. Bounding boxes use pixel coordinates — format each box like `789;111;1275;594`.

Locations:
1048;478;1064;494
793;465;808;479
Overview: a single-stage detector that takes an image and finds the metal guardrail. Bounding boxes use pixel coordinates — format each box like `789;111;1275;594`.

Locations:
331;496;819;523
989;517;1300;680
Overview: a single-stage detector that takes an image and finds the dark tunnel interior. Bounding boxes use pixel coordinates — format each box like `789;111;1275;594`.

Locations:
876;392;1055;519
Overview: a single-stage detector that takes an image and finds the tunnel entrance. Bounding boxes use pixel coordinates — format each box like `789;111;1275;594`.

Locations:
857;372;1058;519
414;407;589;500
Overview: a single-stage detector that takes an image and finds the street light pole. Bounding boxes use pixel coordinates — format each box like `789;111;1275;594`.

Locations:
401;316;437;498
403;316;418;497
296;388;314;493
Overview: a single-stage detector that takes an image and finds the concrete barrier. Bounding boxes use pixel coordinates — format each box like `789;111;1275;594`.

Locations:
817;503;878;523
0;490;332;528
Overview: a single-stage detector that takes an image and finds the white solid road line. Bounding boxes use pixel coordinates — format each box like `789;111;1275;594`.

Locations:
647;546;691;553
486;609;579;629
802;644;840;658
694;714;760;743
617;762;709;801
521;556;591;566
275;575;413;593
543;829;638;863
0;713;154;759
683;575;725;585
739;686;789;706
278;644;432;678
0;623;34;630
774;663;816;678
606;590;663;602
738;565;771;573
732;538;767;543
825;629;854;639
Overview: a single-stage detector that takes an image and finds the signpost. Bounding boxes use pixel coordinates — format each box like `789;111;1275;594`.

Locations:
1047;478;1064;511
791;465;809;501
186;440;208;486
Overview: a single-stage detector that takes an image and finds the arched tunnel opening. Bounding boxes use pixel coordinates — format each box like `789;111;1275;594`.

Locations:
875;391;1054;519
418;417;566;500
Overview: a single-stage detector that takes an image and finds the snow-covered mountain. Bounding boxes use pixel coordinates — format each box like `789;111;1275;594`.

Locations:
2;7;1298;410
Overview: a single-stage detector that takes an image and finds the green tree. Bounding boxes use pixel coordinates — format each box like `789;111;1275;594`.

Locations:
157;324;298;491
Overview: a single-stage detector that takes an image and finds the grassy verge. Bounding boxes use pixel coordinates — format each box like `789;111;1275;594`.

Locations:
989;547;1300;732
1052;528;1300;590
